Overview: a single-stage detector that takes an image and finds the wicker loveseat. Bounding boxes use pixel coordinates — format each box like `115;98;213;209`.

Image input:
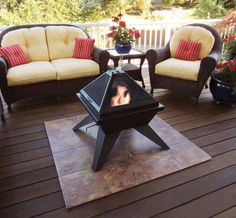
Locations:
0;24;110;111
146;23;222;102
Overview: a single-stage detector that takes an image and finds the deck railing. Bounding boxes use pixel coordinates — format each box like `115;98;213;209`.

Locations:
75;19;235;51
0;19;235;51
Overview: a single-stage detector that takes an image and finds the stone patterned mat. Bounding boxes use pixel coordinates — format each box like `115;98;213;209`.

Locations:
45;115;211;208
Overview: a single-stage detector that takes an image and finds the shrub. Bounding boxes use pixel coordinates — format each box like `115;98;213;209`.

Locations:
194;0;226;18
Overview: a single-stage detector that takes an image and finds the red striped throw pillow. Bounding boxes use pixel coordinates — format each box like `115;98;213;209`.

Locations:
73;37;95;59
0;44;29;67
175;39;201;61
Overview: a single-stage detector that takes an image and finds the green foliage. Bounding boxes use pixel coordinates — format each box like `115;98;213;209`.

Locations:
216;37;236;95
136;0;151;16
0;0;122;25
162;0;186;4
0;0;81;24
223;36;236;60
193;0;226;18
217;0;236;9
112;27;135;43
79;0;121;21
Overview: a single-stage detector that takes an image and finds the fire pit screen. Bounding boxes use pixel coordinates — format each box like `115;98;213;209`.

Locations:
74;70;169;171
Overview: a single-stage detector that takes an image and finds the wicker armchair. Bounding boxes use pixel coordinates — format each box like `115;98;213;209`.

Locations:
146;23;222;102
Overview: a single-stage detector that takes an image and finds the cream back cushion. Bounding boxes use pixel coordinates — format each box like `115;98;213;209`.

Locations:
170;26;215;60
1;27;49;61
46;26;88;60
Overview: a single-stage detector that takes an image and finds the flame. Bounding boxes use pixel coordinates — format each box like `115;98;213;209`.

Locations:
111;85;131;107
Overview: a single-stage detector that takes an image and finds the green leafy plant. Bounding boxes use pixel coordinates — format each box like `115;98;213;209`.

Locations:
222;36;236;59
216;36;236;95
107;14;140;44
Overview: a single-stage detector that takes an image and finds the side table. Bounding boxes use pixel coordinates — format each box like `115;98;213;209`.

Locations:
107;48;146;88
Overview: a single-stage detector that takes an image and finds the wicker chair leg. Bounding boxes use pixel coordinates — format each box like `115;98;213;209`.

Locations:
1;114;5;121
150;88;154;95
8;104;12;112
193;95;200;104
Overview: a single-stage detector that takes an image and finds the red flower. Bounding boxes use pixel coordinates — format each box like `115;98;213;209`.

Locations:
112;17;119;22
109;26;116;31
107;32;114;38
232;58;236;62
222;36;236;42
229;36;236;41
119;21;126;28
128;28;134;35
117;13;123;18
229;65;236;72
134;30;141;38
223;61;229;66
216;63;223;69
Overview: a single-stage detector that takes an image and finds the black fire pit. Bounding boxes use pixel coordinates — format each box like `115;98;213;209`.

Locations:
73;70;169;171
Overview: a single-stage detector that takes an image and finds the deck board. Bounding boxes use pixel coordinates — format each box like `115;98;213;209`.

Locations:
212;206;236;218
0;69;236;217
153;183;236;218
0;139;49;157
95;165;236;218
0;166;57;192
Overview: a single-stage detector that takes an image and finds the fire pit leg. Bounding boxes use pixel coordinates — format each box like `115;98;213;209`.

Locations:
73;115;94;131
92;127;121;171
135;125;169;150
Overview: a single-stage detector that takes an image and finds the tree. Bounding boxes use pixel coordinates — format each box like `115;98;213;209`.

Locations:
137;0;151;16
0;0;82;24
161;0;191;4
0;0;124;24
217;0;236;9
194;0;226;18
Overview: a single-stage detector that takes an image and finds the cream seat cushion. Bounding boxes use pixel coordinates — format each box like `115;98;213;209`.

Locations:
51;58;100;80
7;61;57;86
170;26;215;60
46;26;88;60
155;58;201;81
2;27;50;61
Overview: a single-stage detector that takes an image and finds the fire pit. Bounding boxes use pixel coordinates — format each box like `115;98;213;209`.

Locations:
73;70;169;171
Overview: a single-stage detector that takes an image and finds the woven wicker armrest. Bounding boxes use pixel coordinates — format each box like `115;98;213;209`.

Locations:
146;47;170;83
146;47;170;65
198;51;220;84
92;47;110;74
0;56;8;89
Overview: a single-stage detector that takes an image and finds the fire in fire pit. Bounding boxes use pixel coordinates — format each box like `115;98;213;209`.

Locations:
73;70;169;171
111;82;131;107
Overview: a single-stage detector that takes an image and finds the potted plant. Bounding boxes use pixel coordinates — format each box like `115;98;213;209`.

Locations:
107;13;141;54
210;35;236;105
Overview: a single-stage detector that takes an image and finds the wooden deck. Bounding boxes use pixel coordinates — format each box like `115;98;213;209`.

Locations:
0;69;236;218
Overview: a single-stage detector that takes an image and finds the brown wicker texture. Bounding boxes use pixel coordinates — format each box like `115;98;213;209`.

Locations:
0;24;110;110
146;23;223;102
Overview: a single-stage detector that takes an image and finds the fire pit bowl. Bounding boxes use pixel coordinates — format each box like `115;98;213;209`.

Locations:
73;70;169;171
